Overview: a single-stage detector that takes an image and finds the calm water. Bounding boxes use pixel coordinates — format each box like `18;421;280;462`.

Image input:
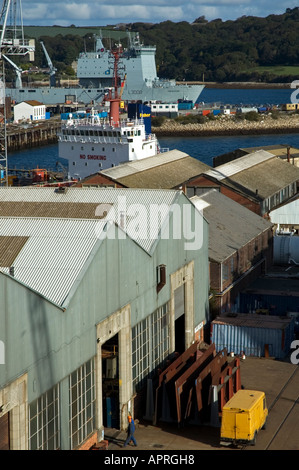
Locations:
7;88;299;170
198;87;293;106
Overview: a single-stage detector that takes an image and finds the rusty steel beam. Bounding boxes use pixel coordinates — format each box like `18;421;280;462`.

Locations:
158;340;201;387
174;343;216;423
195;349;228;414
212;357;241;412
154;341;204;425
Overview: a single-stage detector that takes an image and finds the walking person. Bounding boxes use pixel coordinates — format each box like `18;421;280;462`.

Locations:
123;414;137;447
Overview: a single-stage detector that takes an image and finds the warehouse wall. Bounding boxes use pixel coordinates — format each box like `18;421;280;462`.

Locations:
0;192;209;448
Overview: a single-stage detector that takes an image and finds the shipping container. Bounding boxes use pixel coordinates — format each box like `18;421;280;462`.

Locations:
282;103;299;111
178;102;193;110
220;389;268;446
236;107;258;113
274;235;299;265
202;109;211;116
213;109;221;116
221;108;231;115
211;313;294;359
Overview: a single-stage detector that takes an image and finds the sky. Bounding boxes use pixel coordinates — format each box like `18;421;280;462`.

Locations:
20;1;299;27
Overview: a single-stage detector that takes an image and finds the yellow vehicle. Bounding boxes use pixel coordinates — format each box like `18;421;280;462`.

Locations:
220;389;268;446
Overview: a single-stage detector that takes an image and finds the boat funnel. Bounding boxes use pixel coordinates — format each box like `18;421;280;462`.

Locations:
110;98;120;127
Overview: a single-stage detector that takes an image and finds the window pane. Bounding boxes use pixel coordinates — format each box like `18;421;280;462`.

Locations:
29;385;60;450
69;358;96;449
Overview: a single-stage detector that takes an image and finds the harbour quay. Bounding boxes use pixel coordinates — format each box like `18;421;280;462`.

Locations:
5;120;60;152
152;112;299;137
105;356;299;451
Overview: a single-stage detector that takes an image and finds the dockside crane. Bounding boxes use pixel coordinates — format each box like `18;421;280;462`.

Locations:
0;0;35;186
40;41;57;88
3;53;22;87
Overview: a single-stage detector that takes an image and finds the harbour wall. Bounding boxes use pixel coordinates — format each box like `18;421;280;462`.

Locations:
4;113;299;152
153;113;299;137
6;121;60;152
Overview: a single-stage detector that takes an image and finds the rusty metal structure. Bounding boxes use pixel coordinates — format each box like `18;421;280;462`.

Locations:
149;341;241;427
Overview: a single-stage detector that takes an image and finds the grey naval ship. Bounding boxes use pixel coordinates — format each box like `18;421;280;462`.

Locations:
5;32;204;105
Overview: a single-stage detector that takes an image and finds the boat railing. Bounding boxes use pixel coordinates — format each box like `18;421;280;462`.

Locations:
120;118;145;128
63;116;145;129
60;134;127;145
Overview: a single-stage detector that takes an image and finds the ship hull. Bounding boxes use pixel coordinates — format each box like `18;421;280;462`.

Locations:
122;83;204;104
6;32;205;105
5;87;106;106
6;83;204;105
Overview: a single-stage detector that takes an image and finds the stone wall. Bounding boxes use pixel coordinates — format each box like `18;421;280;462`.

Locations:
153;113;299;137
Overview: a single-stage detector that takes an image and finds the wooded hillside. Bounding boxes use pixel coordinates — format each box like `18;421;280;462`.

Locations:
18;7;299;83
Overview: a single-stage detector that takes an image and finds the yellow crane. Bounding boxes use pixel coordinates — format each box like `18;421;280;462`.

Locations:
119;73;126;110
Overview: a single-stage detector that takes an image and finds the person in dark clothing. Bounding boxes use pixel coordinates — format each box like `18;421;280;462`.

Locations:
124;414;137;447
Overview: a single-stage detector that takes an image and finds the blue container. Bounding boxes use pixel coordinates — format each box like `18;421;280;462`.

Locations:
211;313;294;359
178;102;193;110
127;103;152;134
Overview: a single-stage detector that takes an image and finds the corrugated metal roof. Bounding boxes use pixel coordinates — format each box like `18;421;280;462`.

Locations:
212;312;292;330
270;195;299;225
0;201;110;219
242;145;299;158
101;150;190;179
95;152;211;189
0;186;178;205
120;159;210;189
191;189;273;262
0;187;181;305
226;158;299;200
0;218;103;305
0;235;29;267
205;150;299;200
205;150;274;181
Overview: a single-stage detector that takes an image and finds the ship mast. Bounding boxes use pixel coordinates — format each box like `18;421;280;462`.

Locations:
108;43;123;127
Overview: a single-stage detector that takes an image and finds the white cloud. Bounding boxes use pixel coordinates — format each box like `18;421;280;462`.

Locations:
22;4;48;21
64;4;92;20
20;1;298;26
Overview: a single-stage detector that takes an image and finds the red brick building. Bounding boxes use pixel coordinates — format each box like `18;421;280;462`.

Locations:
192;189;273;316
184;150;299;217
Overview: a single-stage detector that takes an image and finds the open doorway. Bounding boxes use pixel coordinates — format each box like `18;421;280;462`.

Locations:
102;334;120;429
0;412;10;450
174;284;185;354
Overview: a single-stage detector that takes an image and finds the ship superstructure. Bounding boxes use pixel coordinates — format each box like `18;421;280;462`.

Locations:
58;110;161;180
6;31;204;105
58;45;164;180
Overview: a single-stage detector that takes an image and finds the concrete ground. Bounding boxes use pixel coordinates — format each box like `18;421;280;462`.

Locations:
103;356;298;451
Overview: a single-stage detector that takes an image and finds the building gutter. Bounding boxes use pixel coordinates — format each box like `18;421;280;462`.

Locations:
215;256;266;299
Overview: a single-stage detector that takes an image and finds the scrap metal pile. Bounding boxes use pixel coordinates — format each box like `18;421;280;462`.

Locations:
148;341;241;427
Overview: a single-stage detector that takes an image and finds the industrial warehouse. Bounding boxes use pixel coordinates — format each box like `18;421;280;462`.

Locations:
0;186;209;450
1;0;299;453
